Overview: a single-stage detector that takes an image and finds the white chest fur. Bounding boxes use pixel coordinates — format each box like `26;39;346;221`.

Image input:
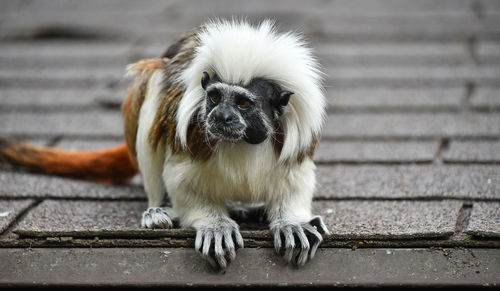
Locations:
163;140;316;206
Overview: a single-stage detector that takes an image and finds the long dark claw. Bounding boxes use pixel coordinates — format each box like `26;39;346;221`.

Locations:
195;223;243;270
272;216;329;266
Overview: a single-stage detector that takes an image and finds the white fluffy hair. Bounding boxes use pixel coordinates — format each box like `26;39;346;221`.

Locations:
176;19;325;163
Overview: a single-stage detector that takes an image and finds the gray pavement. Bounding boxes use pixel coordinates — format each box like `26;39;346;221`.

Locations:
0;0;499;287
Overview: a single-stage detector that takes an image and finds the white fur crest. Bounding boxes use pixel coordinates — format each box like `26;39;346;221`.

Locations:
176;19;326;163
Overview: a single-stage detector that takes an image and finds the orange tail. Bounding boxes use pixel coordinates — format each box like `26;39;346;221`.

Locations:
0;139;138;184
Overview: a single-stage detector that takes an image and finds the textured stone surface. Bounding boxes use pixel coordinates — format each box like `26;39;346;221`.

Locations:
323;113;500;138
15;200;146;234
0;199;34;234
0;69;123;88
325;66;500;86
328;88;464;110
0;171;144;199
315;141;439;162
477;42;500;64
315;42;468;66
0;111;123;137
470;88;500;108
1;248;499;287
316;165;500;199
0;88;110;108
444;141;500;162
466;202;500;238
315;200;462;239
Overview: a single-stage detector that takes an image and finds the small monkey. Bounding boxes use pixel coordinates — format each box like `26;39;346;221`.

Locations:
0;19;329;269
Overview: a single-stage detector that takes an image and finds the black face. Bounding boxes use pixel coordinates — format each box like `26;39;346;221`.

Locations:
201;72;292;144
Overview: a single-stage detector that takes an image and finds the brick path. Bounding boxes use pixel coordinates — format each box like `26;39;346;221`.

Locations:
0;0;499;287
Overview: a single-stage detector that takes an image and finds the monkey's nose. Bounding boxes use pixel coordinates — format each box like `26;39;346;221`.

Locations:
215;111;236;124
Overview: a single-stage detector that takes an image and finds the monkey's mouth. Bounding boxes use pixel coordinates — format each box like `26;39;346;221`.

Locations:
206;123;245;142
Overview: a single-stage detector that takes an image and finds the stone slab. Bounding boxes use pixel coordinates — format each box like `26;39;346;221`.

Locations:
0;111;124;137
470;88;500;108
1;248;498;287
0;171;144;199
14;199;459;240
314;141;439;163
323;113;500;138
466;202;500;238
328;88;464;110
0;88;112;109
0;69;124;89
444;141;500;162
324;66;500;87
0;199;34;234
316;165;500;200
317;42;468;66
477;42;500;64
15;200;146;234
315;200;462;239
0;41;132;58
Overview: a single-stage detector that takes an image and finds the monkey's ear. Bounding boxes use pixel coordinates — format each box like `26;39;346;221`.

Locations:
275;91;293;116
201;71;210;90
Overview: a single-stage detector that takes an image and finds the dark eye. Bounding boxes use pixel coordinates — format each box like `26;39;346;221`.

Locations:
237;100;251;110
208;91;221;104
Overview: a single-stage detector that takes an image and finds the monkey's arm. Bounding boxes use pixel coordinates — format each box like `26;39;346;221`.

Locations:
266;160;329;266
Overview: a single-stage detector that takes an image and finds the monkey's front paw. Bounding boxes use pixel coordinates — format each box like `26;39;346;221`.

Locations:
271;216;329;266
195;222;244;270
141;207;173;229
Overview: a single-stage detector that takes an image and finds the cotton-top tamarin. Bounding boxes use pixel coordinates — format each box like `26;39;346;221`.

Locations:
0;19;329;269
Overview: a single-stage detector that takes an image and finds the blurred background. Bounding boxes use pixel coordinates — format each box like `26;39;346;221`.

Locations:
0;0;499;165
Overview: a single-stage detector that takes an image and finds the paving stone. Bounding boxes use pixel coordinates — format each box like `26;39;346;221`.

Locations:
0;111;124;137
314;141;439;163
323;113;500;138
0;171;144;199
0;89;110;108
328;88;464;110
316;165;500;200
15;200;146;234
470;88;500;108
444;141;500;162
1;0;173;12
1;248;499;287
0;199;34;234
317;42;468;66
314;200;462;238
0;56;128;70
466;202;500;238
12;198;460;239
477;42;500;64
0;41;132;58
0;69;126;89
325;66;500;87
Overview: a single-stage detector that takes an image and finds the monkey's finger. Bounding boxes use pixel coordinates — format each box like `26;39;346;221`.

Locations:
223;230;236;261
232;229;244;249
151;209;172;229
303;224;323;259
141;212;151;228
195;230;204;253
310;216;330;235
202;231;214;257
293;226;310;266
282;226;295;263
273;228;282;254
213;231;227;269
